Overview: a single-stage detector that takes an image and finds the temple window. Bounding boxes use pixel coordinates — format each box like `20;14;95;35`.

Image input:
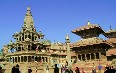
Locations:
63;51;65;53
19;37;21;41
25;35;27;39
17;38;18;41
96;53;99;59
32;36;34;41
28;45;30;50
22;37;24;41
35;36;37;40
18;47;21;51
28;34;31;39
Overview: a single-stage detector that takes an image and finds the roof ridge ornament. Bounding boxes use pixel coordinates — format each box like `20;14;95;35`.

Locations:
110;25;112;30
26;6;31;15
66;33;69;40
87;21;90;26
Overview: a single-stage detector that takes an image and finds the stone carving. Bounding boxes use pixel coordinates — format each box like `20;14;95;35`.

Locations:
111;59;116;66
3;45;8;54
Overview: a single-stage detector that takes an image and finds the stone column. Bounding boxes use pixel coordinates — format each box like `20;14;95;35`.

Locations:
27;33;29;38
85;54;87;61
47;57;49;63
17;44;18;52
94;53;96;60
37;36;38;41
24;33;25;40
21;34;22;41
27;56;28;62
80;54;82;61
21;46;22;51
31;33;32;40
76;54;78;62
23;56;24;62
20;56;21;63
90;53;91;61
9;58;10;62
18;36;19;41
43;57;45;63
12;57;15;63
44;57;46;63
41;56;43;63
99;52;101;60
17;56;19;62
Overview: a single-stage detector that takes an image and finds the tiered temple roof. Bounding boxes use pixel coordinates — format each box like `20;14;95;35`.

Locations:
71;21;111;49
71;21;105;38
105;28;116;56
70;37;111;48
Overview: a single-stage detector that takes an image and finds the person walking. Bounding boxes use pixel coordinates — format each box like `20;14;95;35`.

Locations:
0;67;2;73
46;66;49;73
69;69;73;73
98;64;102;73
35;67;38;73
81;68;85;73
28;67;32;73
75;67;80;73
15;64;21;73
65;67;70;73
11;66;16;73
61;65;65;73
92;68;96;73
54;64;59;73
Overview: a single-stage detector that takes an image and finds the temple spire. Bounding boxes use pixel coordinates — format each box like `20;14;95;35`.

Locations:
23;6;35;31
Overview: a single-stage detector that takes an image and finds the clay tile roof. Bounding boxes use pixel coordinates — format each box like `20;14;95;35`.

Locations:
71;52;76;56
58;53;67;55
106;48;116;56
106;38;116;43
106;29;116;34
70;37;105;48
72;24;102;33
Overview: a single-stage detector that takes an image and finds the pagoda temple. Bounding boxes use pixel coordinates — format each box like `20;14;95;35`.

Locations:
105;27;116;61
70;21;112;61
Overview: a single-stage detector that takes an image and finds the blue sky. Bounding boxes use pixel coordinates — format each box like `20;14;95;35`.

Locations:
0;0;116;49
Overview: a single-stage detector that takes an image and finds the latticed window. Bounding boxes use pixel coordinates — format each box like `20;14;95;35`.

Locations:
28;34;31;39
25;35;27;39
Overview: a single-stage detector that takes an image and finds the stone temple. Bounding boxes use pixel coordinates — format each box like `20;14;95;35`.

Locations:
0;7;116;73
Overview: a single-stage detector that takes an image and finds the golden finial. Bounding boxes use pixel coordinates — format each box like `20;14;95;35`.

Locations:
27;6;30;11
66;33;69;40
87;21;90;26
110;25;112;30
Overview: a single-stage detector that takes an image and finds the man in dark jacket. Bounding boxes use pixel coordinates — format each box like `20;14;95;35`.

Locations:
11;66;16;73
0;67;2;73
54;64;59;73
15;64;21;73
28;67;32;73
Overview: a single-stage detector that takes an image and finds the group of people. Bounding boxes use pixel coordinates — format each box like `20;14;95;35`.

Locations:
61;65;73;73
11;64;33;73
104;65;116;73
10;63;116;73
11;64;21;73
